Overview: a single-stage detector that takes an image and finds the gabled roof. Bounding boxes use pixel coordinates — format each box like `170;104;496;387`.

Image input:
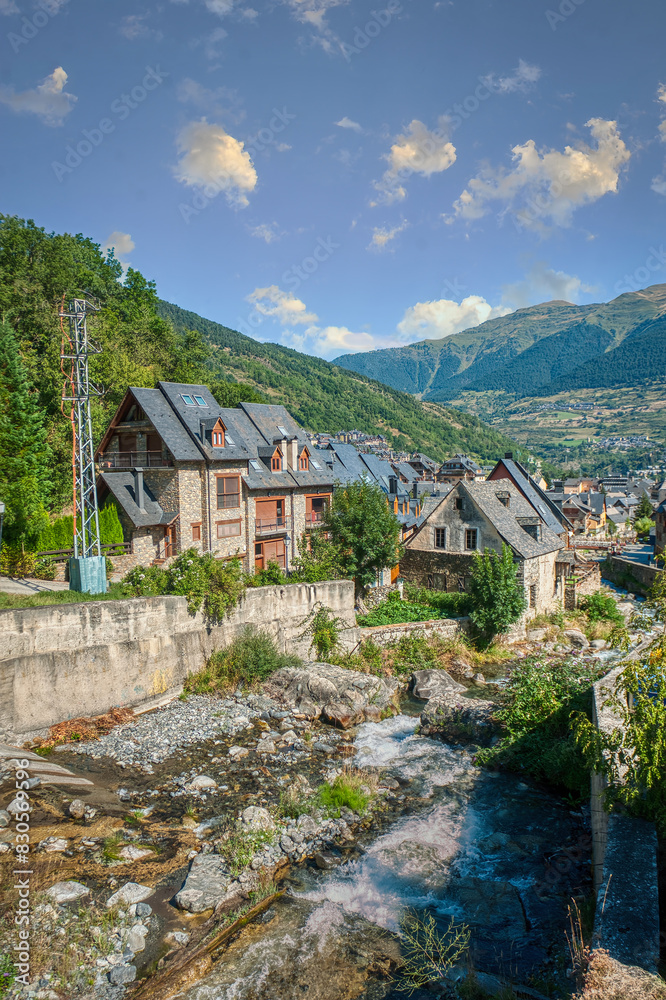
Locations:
394;461;421;483
439;453;481;472
157;383;253;462
490;457;572;535
99;472;174;528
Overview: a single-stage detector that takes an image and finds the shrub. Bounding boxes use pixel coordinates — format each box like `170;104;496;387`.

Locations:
248;560;287;587
394;910;470;995
358;591;446;626
468;544;527;642
123;549;245;620
476;656;606;797
0;546;36;577
404;582;472;617
317;772;371;815
33;557;56;581
184;626;301;693
298;602;348;659
579;591;623;624
289;531;347;584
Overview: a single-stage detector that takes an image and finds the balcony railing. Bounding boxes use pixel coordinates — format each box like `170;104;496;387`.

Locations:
255;516;292;537
306;511;325;526
98;451;172;469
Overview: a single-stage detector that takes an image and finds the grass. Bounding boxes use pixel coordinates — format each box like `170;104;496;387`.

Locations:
332;632;512;680
279;769;377;819
184;626;302;694
0;582;126;611
214;825;271;875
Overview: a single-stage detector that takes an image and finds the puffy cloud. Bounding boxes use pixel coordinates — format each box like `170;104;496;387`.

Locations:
481;59;541;95
396;296;510;343
335;116;362;132
501;263;595;309
0;66;76;126
453;118;630;230
119;14;163;40
102;231;135;259
246;285;318;325
283;325;374;357
174;120;257;207
368;221;408;251
248;222;283;243
373;118;456;204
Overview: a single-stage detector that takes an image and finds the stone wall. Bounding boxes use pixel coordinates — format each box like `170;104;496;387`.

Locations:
601;555;662;597
0;580;358;741
590;646;660;971
563;563;602;611
358;616;471;648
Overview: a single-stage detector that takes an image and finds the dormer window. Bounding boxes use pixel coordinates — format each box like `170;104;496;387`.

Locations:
496;491;510;508
211;419;226;448
271;447;283;472
299;447;309;471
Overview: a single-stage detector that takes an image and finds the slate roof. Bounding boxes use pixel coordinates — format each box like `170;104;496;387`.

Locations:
394;462;421;483
439;453;481;473
579;492;606;515
130;387;202;462
99;472;174;528
493;457;572;535
461;480;564;559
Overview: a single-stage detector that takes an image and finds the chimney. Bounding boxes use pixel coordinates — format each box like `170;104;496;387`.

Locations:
289;437;298;470
134;468;145;511
505;452;513;460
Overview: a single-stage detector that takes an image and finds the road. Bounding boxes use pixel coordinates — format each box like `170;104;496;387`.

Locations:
0;576;69;595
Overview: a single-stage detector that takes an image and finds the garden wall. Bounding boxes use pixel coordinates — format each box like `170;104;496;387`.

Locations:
0;580;359;741
601;555;662;597
359;616;471;648
590;645;660;972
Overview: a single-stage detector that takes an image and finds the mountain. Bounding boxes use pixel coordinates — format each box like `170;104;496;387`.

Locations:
157;300;519;462
334;286;666;402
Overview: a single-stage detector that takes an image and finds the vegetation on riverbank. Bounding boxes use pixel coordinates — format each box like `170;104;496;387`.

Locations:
184;627;301;694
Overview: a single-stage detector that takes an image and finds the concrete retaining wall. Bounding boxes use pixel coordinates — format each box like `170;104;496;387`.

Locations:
590;644;660;972
0;581;358;741
601;555;662;597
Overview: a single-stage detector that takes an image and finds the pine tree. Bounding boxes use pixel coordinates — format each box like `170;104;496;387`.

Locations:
634;492;654;522
468;544;527;641
0;321;51;547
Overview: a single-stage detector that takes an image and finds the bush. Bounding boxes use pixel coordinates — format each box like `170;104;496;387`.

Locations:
289;531;347;584
358;591;450;626
0;546;36;577
579;590;623;624
298;602;348;659
184;626;301;693
317;772;371;815
476;656;606;797
247;560;287;587
404;583;472;617
123;549;245;620
468;544;527;642
34;556;56;581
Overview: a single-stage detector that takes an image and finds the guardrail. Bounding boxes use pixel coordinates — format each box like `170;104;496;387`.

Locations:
37;542;132;564
98;451;171;469
255;517;292;537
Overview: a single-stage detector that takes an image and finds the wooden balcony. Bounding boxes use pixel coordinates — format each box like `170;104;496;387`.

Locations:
98;451;172;469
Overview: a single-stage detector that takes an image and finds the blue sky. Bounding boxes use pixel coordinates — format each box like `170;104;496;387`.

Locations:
1;0;665;359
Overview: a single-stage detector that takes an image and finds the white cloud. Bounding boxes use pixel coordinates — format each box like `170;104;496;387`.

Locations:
369;221;408;251
282;0;350;52
120;14;163;40
335;116;362;132
453;118;630;230
482;59;541;95
396;296;510;343
246;285;318;325
174;120;257;207
501;263;595;309
248;222;283;243
102;231;135;259
373;118;456;204
0;0;19;14
0;66;76;126
275;142;291;152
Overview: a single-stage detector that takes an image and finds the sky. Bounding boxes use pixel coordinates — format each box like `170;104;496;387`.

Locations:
1;0;666;360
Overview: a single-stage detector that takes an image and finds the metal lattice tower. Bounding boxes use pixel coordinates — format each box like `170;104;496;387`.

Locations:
60;297;103;559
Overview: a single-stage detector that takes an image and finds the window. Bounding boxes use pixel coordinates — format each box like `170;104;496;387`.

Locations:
226;435;235;447
193;395;207;406
465;529;478;550
250;460;261;471
277;425;289;436
529;584;537;608
454;497;463;510
181;394;195;406
191;523;201;541
217;519;241;539
271;448;282;472
311;459;322;470
299;448;309;471
435;527;446;549
496;492;510;508
217;475;240;509
212;430;224;447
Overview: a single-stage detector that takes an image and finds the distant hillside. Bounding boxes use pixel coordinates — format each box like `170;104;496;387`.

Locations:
157;300;520;462
334;286;666;403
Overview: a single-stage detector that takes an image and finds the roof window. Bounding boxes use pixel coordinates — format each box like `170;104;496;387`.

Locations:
226;434;236;446
181;394;196;406
250;460;261;471
193;394;207;406
311;460;322;470
278;425;289;436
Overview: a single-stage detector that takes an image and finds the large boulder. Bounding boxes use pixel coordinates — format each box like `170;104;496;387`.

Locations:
174;855;232;913
265;662;399;729
411;668;465;701
563;629;590;649
419;691;496;745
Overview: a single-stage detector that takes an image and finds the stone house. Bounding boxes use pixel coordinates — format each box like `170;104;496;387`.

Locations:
487;454;572;536
436;454;482;484
406;453;439;481
401;479;565;615
95;382;334;573
655;501;666;555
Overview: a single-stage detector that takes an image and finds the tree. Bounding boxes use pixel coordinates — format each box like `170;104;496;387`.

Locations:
607;517;617;537
290;531;346;583
0;321;50;548
634;493;654;522
634;516;654;542
468;544;527;641
323;479;402;595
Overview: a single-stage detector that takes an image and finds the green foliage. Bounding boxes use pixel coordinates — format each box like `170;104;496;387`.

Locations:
317;773;370;815
37;503;124;553
394;910;470;995
573;649;666;835
123;549;245;620
633;516;654;540
184;626;301;693
579;590;623;624
608;625;631;651
358;588;471;626
634;492;654;520
0;951;16;997
476;656;606;796
289;531;347;584
403;582;473;617
468;544;527;641
323;480;402;593
248;560;287;587
389;634;440;676
98;503;124;548
298;602;348;659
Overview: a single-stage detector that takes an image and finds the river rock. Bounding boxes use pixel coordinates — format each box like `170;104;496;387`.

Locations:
564;629;590;649
471;672;486;686
265;662;399;729
68;798;86;820
449;657;474;680
106;882;154;909
241;806;274;831
40;837;69;853
187;775;217;791
108;964;136;985
527;628;548;642
126;923;149;953
0;810;9;828
314;851;341;870
6;796;31;815
174;855;232;913
590;639;607;650
228;746;249;759
420;693;496;744
411;669;465;701
119;845;154;862
45;881;90;904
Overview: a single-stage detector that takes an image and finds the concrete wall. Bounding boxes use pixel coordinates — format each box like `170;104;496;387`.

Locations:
0;580;358;741
601;555;662;597
359;616;471;648
590;643;660;972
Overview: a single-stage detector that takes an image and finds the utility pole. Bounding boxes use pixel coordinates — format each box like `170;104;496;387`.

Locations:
60;296;107;593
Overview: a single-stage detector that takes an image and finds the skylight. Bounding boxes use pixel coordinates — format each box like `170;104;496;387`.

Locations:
277;425;288;436
311;460;321;470
193;395;207;406
250;460;261;470
181;394;195;406
226;435;236;446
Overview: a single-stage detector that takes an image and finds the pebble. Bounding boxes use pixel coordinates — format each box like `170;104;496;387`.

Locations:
68;798;86;819
45;881;90;904
108;964;137;985
119;845;154;862
106;883;154;909
0;809;11;828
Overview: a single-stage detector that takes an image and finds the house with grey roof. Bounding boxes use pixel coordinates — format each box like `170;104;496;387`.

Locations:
488;455;572;536
401;479;565;615
436;453;482;484
95;382;334;573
